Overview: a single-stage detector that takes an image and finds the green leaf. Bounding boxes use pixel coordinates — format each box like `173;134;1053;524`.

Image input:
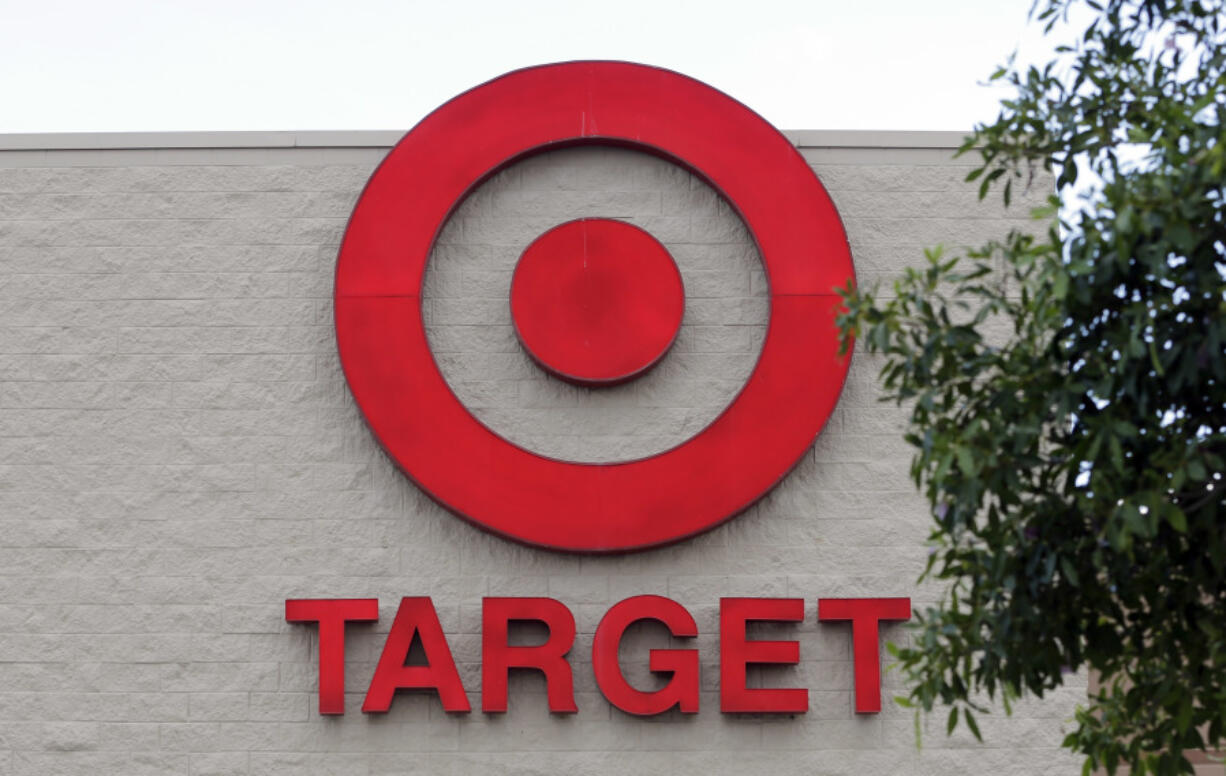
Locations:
1060;556;1081;587
1053;270;1069;301
955;445;976;476
964;709;983;742
1109;435;1125;473
1187;459;1207;482
1167;508;1187;534
1121;503;1146;537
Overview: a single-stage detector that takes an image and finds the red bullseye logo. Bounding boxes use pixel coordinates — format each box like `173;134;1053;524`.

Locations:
335;61;853;553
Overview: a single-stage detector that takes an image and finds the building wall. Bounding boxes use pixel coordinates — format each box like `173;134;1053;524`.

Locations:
0;131;1084;775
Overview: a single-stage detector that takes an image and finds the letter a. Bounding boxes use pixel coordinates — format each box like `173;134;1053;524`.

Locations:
362;597;470;713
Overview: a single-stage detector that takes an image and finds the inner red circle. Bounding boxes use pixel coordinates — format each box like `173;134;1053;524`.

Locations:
510;218;685;387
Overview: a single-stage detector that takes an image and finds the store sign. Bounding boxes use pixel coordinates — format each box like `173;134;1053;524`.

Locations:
333;61;854;553
286;596;909;716
308;63;903;720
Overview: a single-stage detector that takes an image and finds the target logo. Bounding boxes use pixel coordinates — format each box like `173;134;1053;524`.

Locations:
334;61;853;553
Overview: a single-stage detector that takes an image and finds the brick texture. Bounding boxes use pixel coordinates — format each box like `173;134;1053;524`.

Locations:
0;136;1084;775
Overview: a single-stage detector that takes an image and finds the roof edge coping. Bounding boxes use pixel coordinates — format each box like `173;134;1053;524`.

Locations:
0;129;971;152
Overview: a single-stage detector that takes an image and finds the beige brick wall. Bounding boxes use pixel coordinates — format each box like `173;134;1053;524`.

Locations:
0;131;1083;775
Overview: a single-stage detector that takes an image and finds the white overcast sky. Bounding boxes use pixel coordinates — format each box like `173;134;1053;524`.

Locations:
0;0;1060;134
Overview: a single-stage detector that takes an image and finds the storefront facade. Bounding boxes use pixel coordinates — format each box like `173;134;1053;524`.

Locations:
0;83;1084;772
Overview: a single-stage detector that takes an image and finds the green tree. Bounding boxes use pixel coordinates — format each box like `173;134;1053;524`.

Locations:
836;1;1226;773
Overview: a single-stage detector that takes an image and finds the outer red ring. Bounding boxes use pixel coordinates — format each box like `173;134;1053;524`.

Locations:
335;61;853;553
